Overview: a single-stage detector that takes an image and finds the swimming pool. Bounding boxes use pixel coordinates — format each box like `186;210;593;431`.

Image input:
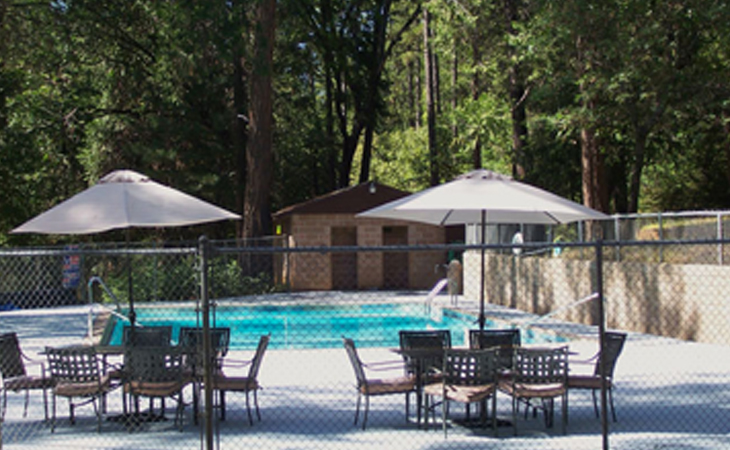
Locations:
106;302;565;350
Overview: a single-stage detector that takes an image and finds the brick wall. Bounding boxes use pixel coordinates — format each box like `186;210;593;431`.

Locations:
284;214;446;291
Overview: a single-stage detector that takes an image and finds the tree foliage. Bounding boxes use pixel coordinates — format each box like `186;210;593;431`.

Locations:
2;0;730;245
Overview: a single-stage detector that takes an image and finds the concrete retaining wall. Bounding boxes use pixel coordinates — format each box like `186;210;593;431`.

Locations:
463;251;730;345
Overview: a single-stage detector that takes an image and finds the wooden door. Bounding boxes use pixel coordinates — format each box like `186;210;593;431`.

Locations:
383;226;409;289
331;227;358;290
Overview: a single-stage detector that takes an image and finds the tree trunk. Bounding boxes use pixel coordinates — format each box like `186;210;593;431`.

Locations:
322;0;337;192
577;36;608;221
471;28;482;169
232;3;248;240
424;8;438;186
504;0;527;180
359;123;375;183
243;0;275;240
628;128;648;213
451;35;458;138
408;59;417;128
0;0;7;132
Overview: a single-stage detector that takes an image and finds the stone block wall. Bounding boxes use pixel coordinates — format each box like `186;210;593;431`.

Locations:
463;250;730;345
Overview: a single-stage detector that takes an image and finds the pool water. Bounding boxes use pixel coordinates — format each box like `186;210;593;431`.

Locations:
108;302;565;350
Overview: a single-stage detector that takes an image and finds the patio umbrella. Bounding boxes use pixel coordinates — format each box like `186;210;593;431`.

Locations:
11;169;240;325
357;169;609;329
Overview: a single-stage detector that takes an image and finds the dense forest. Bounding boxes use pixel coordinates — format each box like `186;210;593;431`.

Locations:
2;0;729;245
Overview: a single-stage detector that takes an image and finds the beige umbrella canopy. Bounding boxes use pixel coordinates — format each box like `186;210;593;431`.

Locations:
12;169;240;327
358;169;607;226
12;169;240;234
358;169;609;328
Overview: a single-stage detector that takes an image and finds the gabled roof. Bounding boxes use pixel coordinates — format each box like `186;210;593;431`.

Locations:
273;182;411;218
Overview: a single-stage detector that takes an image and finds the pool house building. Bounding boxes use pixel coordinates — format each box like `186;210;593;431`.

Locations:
273;182;449;291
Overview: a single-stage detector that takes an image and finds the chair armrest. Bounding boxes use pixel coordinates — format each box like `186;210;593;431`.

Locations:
221;358;253;369
362;360;406;372
21;355;48;378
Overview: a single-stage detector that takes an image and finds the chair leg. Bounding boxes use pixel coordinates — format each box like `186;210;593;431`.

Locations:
491;393;498;437
354;393;361;426
419;395;426;430
23;390;30;417
592;388;600;418
609;387;617;422
1;390;6;422
442;397;448;438
93;398;101;432
51;394;57;433
254;389;261;421
512;396;518;436
175;390;185;431
404;392;410;423
562;393;568;435
220;391;226;421
362;395;370;430
245;391;253;426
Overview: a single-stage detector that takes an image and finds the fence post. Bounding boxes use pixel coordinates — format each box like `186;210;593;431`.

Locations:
199;236;214;450
658;213;664;263
613;216;621;261
717;213;723;265
596;240;609;450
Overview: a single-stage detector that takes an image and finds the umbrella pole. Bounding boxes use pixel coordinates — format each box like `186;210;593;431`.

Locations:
127;229;136;328
479;210;486;330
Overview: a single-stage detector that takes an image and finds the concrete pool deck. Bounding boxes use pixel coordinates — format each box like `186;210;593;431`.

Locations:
1;292;730;450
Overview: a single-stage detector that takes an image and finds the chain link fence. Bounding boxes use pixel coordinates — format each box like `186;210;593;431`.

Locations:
1;237;729;450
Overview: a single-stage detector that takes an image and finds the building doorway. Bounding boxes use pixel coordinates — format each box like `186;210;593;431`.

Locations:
383;226;409;289
331;227;358;290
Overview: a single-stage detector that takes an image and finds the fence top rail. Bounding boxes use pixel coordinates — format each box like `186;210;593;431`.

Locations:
3;237;730;258
0;246;197;258
606;210;730;220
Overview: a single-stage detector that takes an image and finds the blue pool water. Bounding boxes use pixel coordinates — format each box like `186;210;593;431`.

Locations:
108;303;565;350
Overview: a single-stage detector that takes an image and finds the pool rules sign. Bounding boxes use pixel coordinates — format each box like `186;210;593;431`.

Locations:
62;245;81;289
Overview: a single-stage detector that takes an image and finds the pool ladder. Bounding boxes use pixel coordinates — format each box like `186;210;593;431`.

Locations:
86;276;131;341
424;278;449;317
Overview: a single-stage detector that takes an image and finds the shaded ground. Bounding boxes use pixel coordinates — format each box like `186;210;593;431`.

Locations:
1;293;729;450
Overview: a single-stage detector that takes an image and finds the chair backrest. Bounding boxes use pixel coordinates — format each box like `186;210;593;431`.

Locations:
124;346;185;383
248;334;270;381
514;346;568;385
399;330;451;376
399;330;451;350
342;337;366;387
595;332;627;378
123;325;173;347
468;329;521;349
178;327;231;357
443;348;499;387
0;332;26;379
469;329;521;369
45;346;101;383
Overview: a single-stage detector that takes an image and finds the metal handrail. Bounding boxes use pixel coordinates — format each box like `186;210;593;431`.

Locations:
86;276;129;341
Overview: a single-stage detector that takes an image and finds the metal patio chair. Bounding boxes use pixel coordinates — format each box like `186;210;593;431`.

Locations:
178;327;230;424
423;348;500;437
343;337;415;430
210;333;270;424
399;330;451;424
500;346;569;435
45;346;115;432
123;345;190;430
122;325;173;347
568;331;627;422
0;332;54;422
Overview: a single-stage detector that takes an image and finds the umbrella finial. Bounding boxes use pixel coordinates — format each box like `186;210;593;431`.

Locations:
458;169;512;182
98;170;150;184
